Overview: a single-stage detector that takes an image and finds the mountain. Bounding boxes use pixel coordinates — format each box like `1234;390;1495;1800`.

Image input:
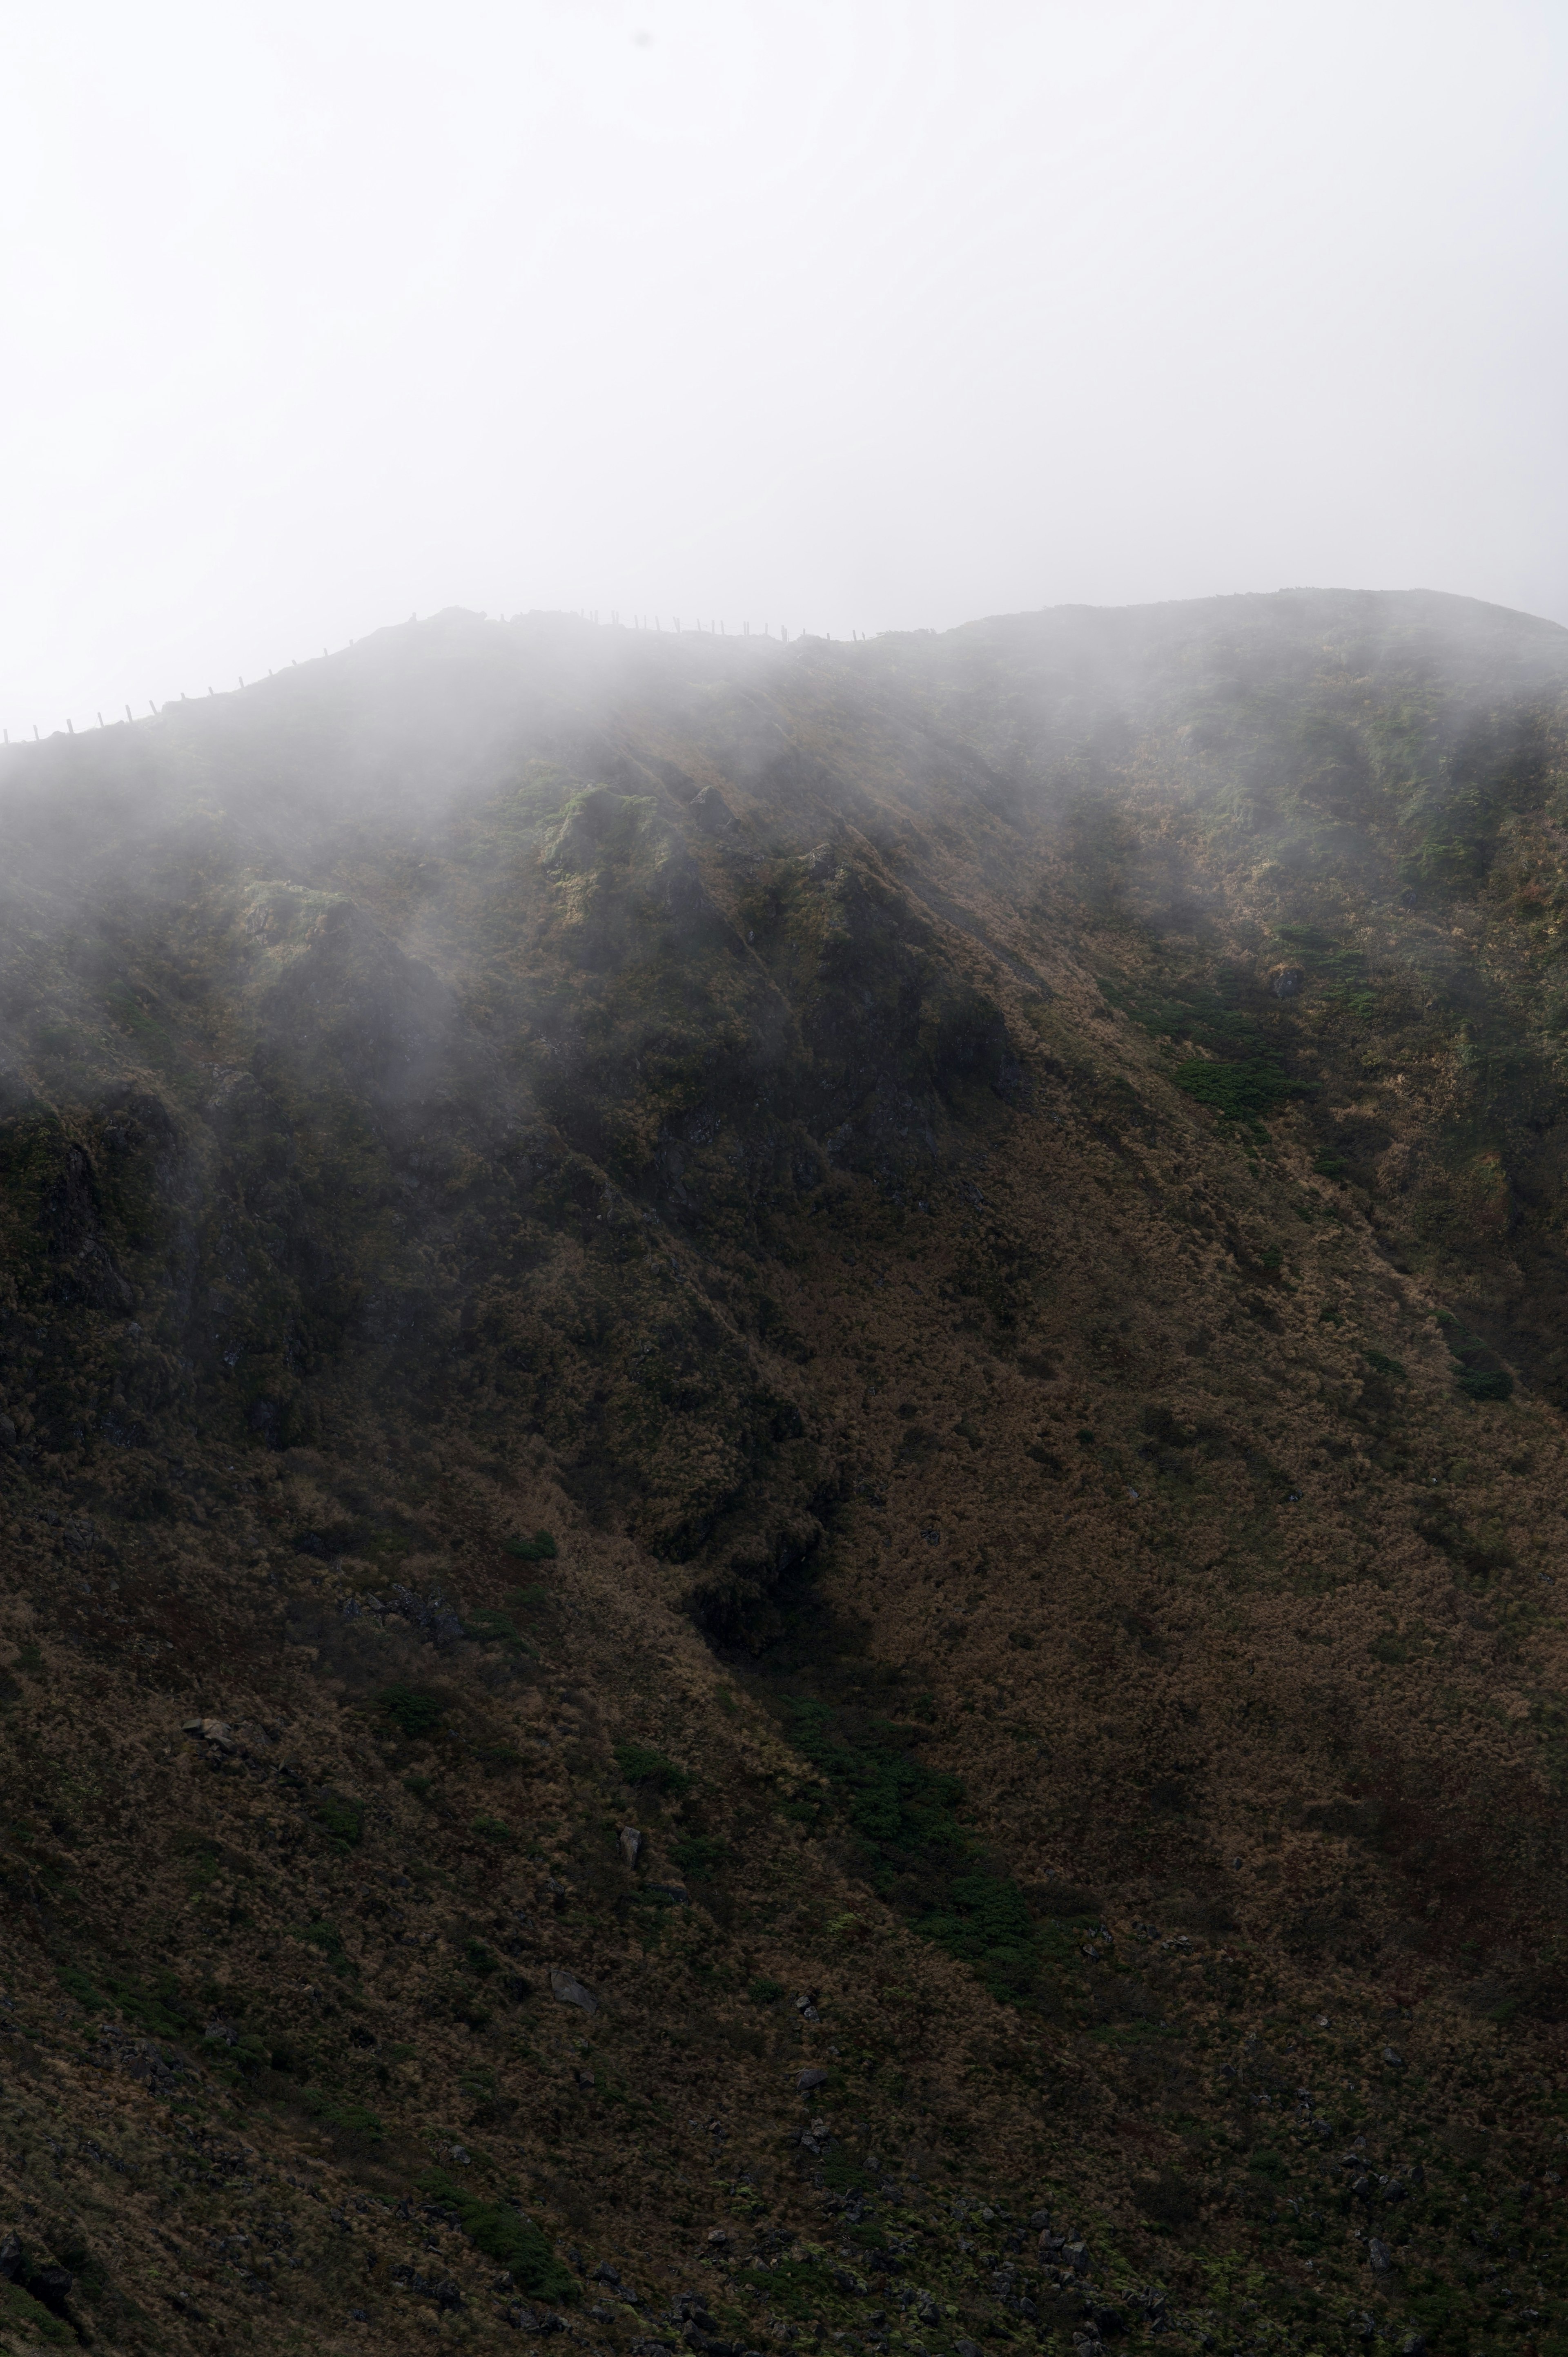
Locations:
2;589;1567;2356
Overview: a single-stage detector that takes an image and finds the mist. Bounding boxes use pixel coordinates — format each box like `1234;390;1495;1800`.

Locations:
3;0;1566;743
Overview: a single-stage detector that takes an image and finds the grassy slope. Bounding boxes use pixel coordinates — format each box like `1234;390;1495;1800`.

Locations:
0;596;1565;2355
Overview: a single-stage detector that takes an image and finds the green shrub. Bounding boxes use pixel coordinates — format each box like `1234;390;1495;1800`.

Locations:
614;1741;692;1794
416;2167;577;2301
312;1793;364;1847
464;1606;535;1655
300;2089;384;2145
296;1919;355;1978
380;1683;445;1740
183;1838;222;1892
471;1813;513;1845
1363;1349;1407;1380
475;1742;524;1773
670;1833;727;1881
74;1966;191;2040
505;1529;558;1562
748;1977;786;2006
1435;1312;1514;1400
820;2144;877;2197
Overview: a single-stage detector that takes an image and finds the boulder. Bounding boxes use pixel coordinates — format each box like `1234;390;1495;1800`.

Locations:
550;1968;599;2015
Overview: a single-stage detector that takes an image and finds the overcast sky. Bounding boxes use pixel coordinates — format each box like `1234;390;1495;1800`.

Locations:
3;0;1566;739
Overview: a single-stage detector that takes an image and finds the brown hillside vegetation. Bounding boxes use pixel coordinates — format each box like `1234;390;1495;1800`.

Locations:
0;591;1566;2357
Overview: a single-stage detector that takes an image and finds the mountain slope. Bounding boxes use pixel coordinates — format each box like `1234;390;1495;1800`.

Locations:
1;592;1566;2357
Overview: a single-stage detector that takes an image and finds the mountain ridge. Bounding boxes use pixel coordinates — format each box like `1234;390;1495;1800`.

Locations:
0;590;1566;2357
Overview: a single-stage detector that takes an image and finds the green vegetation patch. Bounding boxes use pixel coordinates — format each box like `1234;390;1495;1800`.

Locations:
58;1962;192;2039
614;1740;692;1794
379;1682;447;1740
783;1698;1082;2008
295;1918;356;1979
298;2088;384;2146
1435;1311;1515;1403
1102;968;1264;1055
0;2273;74;2348
1172;1056;1314;1123
417;2167;577;2302
463;1604;537;1655
670;1833;727;1882
820;2143;879;2199
505;1529;558;1562
312;1791;365;1848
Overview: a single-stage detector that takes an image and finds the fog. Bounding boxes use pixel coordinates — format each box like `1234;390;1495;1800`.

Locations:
3;0;1565;742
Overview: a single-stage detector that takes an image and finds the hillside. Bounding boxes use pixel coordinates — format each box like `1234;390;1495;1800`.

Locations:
1;589;1567;2357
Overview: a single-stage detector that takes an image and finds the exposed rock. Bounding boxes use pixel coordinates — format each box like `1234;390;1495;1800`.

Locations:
550;1968;599;2015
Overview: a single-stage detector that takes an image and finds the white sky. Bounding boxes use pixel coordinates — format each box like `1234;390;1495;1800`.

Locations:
3;0;1566;739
